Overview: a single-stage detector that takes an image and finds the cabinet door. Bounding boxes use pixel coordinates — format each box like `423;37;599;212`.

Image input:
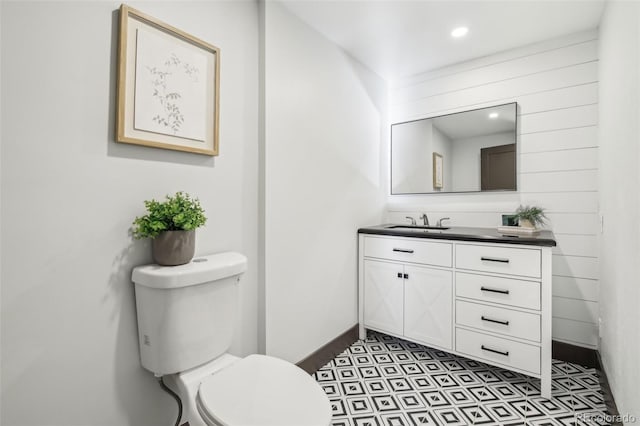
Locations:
404;265;453;349
363;260;404;336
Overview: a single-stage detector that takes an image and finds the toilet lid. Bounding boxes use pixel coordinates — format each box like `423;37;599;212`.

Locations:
197;354;331;426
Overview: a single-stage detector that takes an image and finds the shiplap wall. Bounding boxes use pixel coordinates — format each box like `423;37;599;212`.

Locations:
387;30;599;348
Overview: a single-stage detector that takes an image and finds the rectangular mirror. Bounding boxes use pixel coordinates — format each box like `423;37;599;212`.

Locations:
391;102;518;194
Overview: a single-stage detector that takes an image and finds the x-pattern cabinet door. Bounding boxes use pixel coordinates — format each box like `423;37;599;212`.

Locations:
403;265;453;350
363;259;404;336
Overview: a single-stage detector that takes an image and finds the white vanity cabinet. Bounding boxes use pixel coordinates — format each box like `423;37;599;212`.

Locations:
403;265;453;350
360;235;453;350
362;259;404;336
361;235;453;350
358;232;553;399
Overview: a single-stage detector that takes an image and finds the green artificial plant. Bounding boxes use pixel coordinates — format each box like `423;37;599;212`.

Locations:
132;191;207;239
514;205;547;228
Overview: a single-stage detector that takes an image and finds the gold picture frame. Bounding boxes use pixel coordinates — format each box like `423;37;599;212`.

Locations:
116;4;220;156
433;152;443;190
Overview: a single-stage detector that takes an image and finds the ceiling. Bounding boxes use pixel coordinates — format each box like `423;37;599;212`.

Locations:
280;0;606;81
432;103;516;140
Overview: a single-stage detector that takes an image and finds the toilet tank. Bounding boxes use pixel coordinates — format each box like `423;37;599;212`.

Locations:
131;252;247;376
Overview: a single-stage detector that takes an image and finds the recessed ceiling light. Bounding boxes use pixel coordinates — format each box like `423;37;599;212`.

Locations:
489;112;499;119
451;27;469;38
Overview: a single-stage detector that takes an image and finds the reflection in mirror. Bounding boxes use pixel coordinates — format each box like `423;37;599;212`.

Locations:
391;103;518;194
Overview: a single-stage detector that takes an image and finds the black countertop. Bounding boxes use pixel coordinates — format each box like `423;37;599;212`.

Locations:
358;224;557;247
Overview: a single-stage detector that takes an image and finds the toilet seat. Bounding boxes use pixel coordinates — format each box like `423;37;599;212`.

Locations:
197;354;331;426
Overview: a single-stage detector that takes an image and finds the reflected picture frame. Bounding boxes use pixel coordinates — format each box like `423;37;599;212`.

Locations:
433;152;443;189
116;4;220;156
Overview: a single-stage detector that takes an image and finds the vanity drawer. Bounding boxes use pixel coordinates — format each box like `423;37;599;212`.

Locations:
363;236;452;267
455;272;540;310
456;328;541;375
456;244;541;278
455;300;540;342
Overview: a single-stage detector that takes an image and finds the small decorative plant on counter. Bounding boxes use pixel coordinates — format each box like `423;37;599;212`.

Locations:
514;205;547;229
132;191;207;266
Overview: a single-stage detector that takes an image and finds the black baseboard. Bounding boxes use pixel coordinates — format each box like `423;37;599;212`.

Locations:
297;324;359;374
596;351;623;425
552;340;601;369
552;340;621;424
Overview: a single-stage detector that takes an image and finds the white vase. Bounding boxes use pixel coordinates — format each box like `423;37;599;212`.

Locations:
519;218;535;229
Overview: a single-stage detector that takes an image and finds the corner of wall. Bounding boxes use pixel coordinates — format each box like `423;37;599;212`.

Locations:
597;0;640;420
257;0;266;356
263;2;387;362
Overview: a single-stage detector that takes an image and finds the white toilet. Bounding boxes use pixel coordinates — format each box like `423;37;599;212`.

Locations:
131;252;331;426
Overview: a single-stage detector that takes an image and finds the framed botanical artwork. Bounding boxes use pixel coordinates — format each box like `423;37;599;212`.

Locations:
116;4;220;156
433;152;443;190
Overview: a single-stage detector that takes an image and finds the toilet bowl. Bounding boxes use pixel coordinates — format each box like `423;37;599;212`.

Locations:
196;354;330;426
132;252;331;426
163;353;331;426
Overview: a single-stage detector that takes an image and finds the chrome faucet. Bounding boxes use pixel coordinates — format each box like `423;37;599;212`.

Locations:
437;217;451;227
419;214;429;226
405;216;416;226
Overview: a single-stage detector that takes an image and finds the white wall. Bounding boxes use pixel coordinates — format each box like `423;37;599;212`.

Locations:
0;2;258;425
388;30;600;348
392;120;453;194
392;119;433;194
431;125;452;192
598;1;640;420
264;2;386;363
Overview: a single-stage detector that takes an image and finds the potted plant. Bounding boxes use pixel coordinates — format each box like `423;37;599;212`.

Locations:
132;191;207;266
514;205;547;229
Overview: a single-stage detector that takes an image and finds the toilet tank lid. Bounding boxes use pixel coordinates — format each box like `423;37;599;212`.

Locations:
132;252;247;289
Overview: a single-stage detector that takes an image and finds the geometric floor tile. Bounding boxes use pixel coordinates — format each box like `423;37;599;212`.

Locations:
315;331;610;426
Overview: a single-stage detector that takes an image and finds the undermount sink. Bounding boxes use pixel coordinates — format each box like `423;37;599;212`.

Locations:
386;225;450;231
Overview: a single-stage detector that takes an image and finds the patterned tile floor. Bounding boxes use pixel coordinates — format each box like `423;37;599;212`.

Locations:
314;332;610;426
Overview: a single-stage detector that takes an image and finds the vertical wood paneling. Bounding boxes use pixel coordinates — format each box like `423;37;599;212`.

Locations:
389;33;600;348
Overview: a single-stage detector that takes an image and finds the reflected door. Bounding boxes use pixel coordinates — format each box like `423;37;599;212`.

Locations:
481;143;516;190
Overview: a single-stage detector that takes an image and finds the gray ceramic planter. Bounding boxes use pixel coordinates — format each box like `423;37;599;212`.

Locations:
152;230;195;266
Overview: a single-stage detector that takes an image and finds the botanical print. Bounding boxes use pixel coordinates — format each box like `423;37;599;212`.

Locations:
133;28;207;142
